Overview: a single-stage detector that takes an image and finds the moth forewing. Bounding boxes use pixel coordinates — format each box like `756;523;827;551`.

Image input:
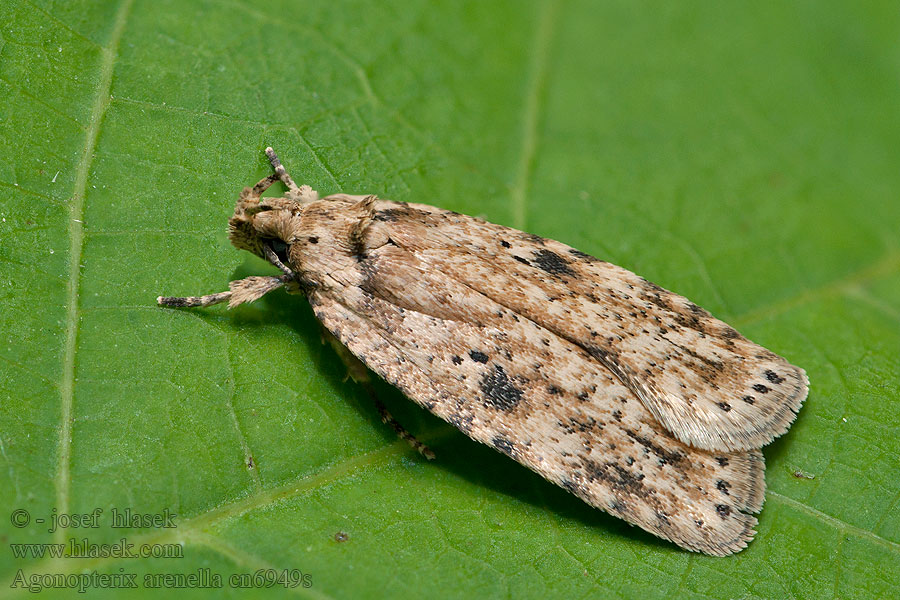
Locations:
157;148;808;556
307;280;767;556
368;202;809;453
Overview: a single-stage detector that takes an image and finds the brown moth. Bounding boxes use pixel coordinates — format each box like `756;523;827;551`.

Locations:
158;148;807;556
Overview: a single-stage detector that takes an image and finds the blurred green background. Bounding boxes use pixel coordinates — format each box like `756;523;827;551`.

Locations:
1;0;898;598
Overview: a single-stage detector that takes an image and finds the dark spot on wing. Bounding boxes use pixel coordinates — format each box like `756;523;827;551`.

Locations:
469;350;489;363
480;365;523;411
721;327;740;339
642;287;673;311
374;207;419;222
451;355;462;365
500;240;511;248
716;480;731;495
668;340;725;373
718;402;732;412
670;310;707;334
547;385;563;395
492;436;515;456
752;383;770;394
532;249;575;276
716;504;731;518
715;456;729;467
308;236;319;244
568;248;598;262
742;395;755;404
447;413;474;434
513;255;530;265
559;415;601;435
624;429;684;465
765;370;785;384
585;461;647;497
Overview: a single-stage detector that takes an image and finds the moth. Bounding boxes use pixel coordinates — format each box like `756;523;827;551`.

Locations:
158;148;807;556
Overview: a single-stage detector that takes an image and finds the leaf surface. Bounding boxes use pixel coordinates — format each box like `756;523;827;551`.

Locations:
1;0;898;598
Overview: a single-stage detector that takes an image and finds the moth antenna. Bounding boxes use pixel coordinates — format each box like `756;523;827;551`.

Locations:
250;173;280;198
263;147;319;203
265;146;300;192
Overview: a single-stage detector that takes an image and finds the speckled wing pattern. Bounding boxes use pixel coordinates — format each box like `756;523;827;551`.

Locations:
360;200;807;453
296;198;807;556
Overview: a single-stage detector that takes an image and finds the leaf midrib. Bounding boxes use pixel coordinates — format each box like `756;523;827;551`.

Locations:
56;0;134;546
510;0;560;231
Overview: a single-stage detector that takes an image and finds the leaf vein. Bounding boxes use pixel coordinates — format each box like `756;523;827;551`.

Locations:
768;491;900;553
510;0;560;231
56;0;133;544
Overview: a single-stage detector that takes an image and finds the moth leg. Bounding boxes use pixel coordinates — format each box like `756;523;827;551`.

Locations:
370;390;436;460
157;290;232;308
157;274;291;309
320;326;435;460
263;244;294;277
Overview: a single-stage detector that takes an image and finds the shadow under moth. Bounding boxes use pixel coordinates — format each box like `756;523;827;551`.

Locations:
158;148;808;556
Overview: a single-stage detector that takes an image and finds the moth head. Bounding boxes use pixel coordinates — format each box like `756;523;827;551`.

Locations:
228;186;310;263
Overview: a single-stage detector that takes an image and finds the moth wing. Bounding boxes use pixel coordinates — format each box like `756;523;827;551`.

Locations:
307;241;765;556
367;200;808;453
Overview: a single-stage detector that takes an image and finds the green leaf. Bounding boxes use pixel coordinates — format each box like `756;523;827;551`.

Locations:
2;0;898;598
